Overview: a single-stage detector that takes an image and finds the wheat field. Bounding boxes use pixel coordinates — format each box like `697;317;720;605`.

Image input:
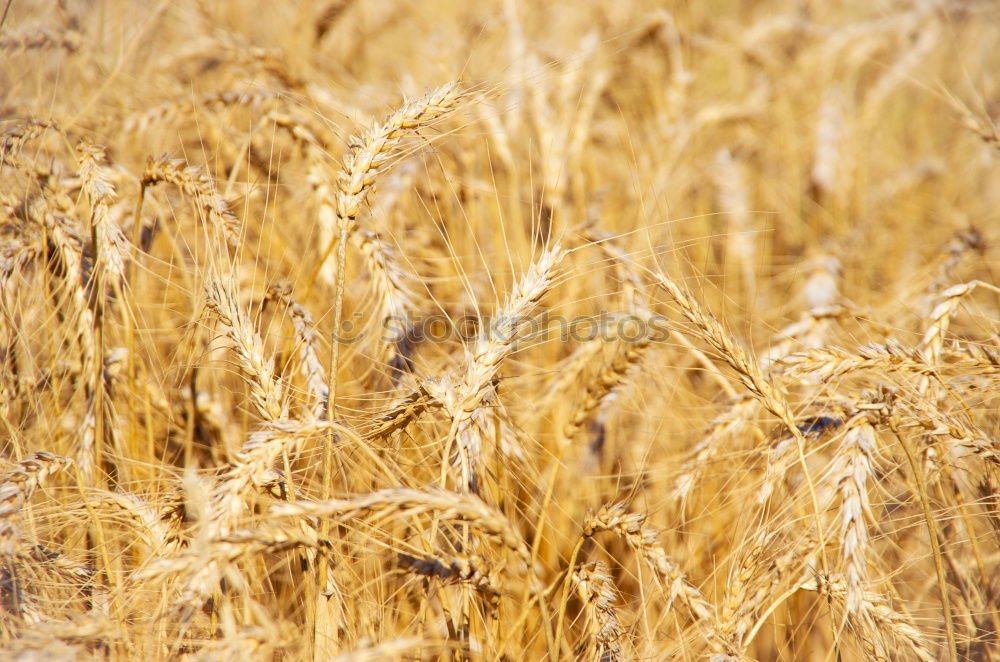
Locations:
1;0;998;660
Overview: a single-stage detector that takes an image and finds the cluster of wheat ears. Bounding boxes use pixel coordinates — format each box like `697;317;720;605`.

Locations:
1;0;998;660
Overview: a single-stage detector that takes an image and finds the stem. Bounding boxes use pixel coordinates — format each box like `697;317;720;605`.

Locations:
0;0;14;33
313;225;349;659
890;422;958;662
324;225;349;488
553;537;585;660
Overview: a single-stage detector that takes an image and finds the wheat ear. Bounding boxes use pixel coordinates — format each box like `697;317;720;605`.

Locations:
0;452;73;553
270;488;528;563
585;503;713;623
829;416;878;613
204;278;286;422
266;281;329;419
572;561;627;662
320;81;464;378
652;270;829;565
141;155;242;249
440;244;564;491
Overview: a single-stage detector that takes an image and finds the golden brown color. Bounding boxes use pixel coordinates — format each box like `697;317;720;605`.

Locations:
1;0;998;660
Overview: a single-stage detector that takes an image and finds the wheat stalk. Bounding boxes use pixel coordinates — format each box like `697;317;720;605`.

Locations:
0;27;81;53
800;573;936;662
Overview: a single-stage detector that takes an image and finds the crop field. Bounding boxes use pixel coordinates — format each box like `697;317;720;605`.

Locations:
1;0;998;660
